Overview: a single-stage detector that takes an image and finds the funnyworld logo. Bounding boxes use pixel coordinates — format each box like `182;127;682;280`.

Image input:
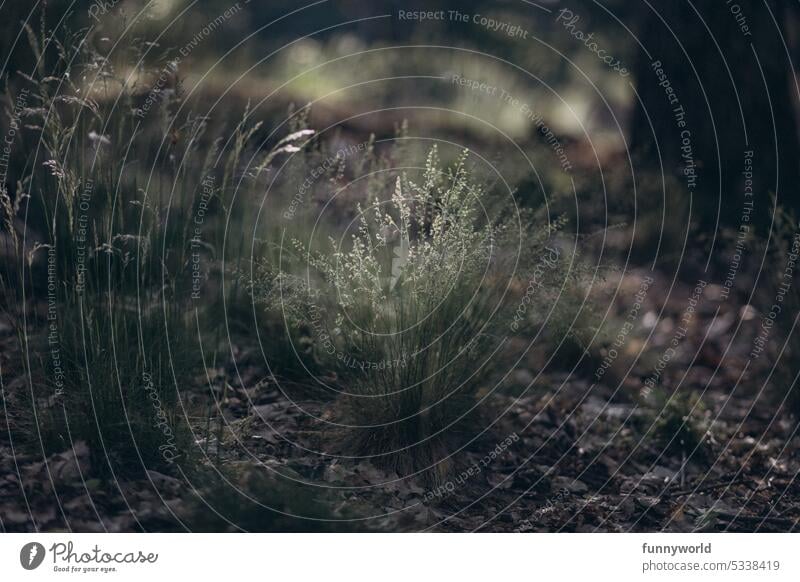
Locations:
20;542;46;570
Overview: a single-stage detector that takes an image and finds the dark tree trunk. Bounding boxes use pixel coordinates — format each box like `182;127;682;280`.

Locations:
629;0;800;232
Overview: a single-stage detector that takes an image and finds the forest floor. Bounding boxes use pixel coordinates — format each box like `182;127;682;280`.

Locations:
2;270;799;532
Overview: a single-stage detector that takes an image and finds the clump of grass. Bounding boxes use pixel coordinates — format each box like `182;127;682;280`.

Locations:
0;17;313;478
254;146;584;482
0;24;198;477
650;388;711;463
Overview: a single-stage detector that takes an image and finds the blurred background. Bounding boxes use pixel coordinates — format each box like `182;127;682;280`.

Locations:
3;0;799;271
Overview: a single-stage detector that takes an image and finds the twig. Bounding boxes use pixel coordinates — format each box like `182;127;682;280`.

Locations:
666;476;751;498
